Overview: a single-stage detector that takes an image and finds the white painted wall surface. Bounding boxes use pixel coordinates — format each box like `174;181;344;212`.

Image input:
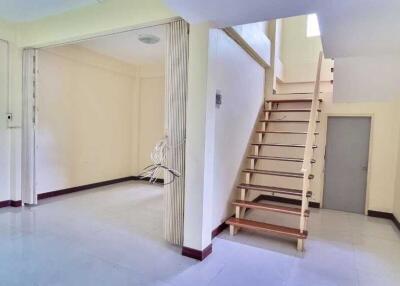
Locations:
233;22;271;65
210;29;265;229
333;55;400;102
280;15;333;83
36;46;164;194
0;40;10;201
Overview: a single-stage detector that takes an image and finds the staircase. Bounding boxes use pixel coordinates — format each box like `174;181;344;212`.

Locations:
226;53;323;251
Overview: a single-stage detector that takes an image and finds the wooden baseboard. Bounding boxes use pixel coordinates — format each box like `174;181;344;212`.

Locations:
393;215;400;231
212;221;229;239
1;175;164;208
182;244;212;261
0;200;22;208
368;210;400;232
37;176;136;200
131;176;165;184
254;194;321;208
367;210;393;219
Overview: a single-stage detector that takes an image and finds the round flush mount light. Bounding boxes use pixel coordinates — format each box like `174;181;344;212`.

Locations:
138;34;160;45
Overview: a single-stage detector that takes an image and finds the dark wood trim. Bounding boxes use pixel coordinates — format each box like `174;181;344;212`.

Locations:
368;210;400;232
0;200;22;208
182;244;212;261
10;200;22;207
0;200;11;208
131;176;165;185
212;221;229;239
393;215;400;231
1;176;164;208
367;210;393;220
254;194;320;208
38;176;136;200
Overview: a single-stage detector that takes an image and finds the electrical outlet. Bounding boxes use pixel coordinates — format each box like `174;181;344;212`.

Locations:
216;90;222;107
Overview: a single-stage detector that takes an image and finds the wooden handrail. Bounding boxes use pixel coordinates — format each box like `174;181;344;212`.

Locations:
298;51;323;250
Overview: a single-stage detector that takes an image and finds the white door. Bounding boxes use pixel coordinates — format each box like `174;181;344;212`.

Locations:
21;49;38;205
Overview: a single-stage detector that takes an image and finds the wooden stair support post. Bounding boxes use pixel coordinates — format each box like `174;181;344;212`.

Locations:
298;51;323;251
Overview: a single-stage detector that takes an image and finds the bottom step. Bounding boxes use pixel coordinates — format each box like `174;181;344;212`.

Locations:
226;217;308;239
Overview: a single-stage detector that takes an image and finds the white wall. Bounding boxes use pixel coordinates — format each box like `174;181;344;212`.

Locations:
233;22;271;65
280;15;333;84
210;29;265;229
0;40;10;201
333;55;400;102
36;45;164;194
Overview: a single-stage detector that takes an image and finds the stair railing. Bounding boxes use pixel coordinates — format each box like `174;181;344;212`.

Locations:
298;51;323;251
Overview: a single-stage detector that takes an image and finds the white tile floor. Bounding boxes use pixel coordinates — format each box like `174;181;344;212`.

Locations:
1;181;399;286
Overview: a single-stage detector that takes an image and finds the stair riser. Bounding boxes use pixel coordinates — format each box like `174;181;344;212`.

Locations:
253;160;303;173
258;123;317;133
257;133;307;143
269;102;312;109
251;175;304;190
257;146;305;158
267;112;314;121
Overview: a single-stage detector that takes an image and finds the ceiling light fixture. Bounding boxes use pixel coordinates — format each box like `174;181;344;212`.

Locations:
138;34;160;45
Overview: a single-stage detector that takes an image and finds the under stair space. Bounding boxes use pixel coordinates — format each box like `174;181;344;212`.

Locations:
226;52;323;252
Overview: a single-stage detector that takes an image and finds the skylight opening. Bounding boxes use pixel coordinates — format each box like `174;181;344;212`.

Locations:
307;14;320;37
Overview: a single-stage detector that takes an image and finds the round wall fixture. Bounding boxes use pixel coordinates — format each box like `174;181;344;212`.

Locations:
138;34;160;44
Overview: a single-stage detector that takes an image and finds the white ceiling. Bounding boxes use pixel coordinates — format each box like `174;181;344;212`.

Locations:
164;0;400;58
0;0;99;22
77;25;165;65
317;0;400;58
164;0;316;27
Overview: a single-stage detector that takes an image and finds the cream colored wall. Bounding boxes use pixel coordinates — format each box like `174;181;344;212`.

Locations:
317;96;400;213
136;64;165;175
36;46;164;194
389;98;400;220
36;46;135;193
280;15;333;84
393;122;400;220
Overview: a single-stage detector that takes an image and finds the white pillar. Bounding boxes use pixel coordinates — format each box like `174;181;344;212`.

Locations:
182;22;216;260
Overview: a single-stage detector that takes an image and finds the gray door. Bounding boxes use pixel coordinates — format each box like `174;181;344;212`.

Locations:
323;117;370;214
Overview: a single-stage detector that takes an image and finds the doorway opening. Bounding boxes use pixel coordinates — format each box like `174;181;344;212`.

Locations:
21;20;189;245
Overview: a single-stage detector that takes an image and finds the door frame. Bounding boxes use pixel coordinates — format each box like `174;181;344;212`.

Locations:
321;114;374;215
20;17;182;204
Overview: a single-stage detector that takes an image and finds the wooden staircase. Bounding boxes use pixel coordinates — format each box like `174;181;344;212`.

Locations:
226;53;323;251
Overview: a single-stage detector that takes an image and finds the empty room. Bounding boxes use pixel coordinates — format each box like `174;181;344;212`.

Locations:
0;1;399;285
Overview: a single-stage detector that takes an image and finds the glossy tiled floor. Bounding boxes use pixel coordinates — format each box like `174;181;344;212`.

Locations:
1;181;399;286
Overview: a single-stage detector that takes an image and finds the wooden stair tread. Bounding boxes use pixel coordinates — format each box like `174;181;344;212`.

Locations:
251;143;317;148
265;109;321;112
266;98;323;103
260;120;321;123
233;200;310;216
248;155;316;163
237;183;312;197
226;217;308;239
243;169;304;178
256;131;319;135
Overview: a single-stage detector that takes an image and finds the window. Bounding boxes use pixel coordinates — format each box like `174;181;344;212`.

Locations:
307;14;320;37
